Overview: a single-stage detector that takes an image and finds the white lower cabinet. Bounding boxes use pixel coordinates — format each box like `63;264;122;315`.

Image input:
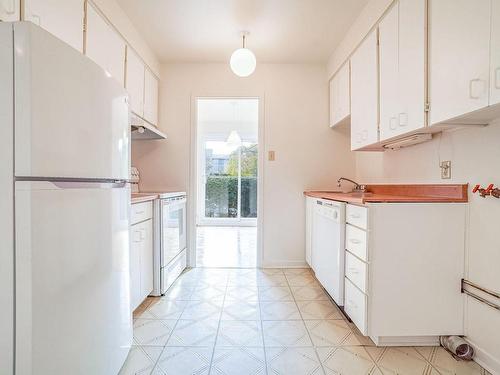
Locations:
130;201;154;311
345;278;368;335
0;0;20;21
345;202;467;346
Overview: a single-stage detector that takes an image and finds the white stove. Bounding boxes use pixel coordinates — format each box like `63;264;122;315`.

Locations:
131;167;187;296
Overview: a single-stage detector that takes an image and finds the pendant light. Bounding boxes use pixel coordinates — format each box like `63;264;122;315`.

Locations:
230;31;256;77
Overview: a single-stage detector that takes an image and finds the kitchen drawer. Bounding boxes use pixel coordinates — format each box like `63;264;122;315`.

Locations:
345;278;367;335
346;204;368;229
131;201;153;225
162;248;187;293
346;224;368;261
345;251;368;293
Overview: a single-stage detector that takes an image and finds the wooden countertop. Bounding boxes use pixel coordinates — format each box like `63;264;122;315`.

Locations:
304;184;468;204
131;193;158;204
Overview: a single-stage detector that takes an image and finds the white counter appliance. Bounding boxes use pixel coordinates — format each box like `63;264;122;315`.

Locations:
312;199;346;306
153;192;187;295
0;23;131;375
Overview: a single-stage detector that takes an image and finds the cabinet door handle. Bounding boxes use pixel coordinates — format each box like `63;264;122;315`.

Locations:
348;267;360;274
349;238;361;244
389;117;397;130
495;68;500;90
135;209;145;215
349;213;361;219
469;78;485;99
398;112;407;127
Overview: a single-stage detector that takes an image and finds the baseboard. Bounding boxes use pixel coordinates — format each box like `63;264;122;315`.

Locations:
466;338;500;375
370;335;440;347
262;260;309;268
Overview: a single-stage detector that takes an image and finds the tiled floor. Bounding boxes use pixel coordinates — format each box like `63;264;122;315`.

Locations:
196;226;257;268
121;268;490;375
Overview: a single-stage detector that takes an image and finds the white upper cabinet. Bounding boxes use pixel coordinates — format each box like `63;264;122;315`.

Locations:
491;0;500;106
330;61;350;127
0;0;19;21
379;0;425;141
378;3;399;141
126;48;145;117
350;29;379;150
85;2;126;87
144;68;159;126
429;0;491;125
397;0;426;133
24;0;84;52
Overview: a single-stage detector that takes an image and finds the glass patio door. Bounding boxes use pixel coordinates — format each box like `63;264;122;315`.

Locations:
201;140;257;223
197;98;258;226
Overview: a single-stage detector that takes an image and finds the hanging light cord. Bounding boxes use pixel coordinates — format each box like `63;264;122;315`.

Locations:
242;35;246;49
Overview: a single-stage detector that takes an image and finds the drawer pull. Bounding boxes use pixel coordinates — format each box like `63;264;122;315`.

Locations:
134;210;145;215
349;238;361;244
350;213;361;219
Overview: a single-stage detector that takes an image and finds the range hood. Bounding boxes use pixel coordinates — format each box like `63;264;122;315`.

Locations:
130;113;167;140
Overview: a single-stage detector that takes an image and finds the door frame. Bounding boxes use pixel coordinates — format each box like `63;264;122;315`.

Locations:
188;93;265;268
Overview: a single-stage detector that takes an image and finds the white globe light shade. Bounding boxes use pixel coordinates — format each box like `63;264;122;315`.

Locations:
230;48;256;77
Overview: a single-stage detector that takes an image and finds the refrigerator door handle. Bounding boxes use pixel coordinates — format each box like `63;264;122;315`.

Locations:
15;177;130;189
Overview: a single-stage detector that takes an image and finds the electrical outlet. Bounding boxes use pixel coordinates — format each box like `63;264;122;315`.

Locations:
440;161;451;179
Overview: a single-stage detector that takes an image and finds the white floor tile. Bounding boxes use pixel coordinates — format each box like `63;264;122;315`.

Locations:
260;301;301;320
258;286;294;301
217;320;263;347
266;347;324;375
211;347;266;375
296;300;343;320
139;300;188;320
316;346;377;375
152;346;212;375
262;320;312;347
291;285;329;301
225;286;259;302
133;319;176;346
181;299;223;320
305;320;353;347
167;319;219;347
222;300;261;320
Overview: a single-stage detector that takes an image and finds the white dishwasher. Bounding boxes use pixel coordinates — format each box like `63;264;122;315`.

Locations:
312;199;346;306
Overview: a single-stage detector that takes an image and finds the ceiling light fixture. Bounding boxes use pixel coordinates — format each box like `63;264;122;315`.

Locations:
230;31;256;77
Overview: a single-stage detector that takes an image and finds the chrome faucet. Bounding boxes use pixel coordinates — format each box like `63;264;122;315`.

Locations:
337;177;366;192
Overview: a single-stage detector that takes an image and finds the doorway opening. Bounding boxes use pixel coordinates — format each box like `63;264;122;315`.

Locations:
195;98;259;267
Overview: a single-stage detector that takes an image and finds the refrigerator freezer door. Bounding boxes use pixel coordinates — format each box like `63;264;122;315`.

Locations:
15;181;132;375
14;22;130;180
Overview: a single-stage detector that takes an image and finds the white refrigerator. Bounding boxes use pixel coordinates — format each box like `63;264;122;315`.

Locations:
0;23;132;374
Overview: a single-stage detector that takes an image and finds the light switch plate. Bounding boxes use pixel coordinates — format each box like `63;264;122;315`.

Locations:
268;151;275;161
440;161;451;179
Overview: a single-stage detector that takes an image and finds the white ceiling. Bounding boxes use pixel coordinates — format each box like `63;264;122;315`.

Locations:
116;0;369;63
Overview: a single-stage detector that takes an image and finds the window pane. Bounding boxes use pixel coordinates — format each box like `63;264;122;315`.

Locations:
204;141;238;218
241;143;258;218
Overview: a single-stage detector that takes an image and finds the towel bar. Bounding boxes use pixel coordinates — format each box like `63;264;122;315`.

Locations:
462;279;500;311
